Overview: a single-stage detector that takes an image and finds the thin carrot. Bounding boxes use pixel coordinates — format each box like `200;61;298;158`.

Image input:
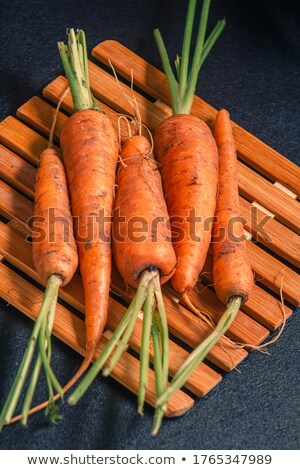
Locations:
155;109;253;411
57;29;118;368
154;0;225;313
0;147;78;430
213;109;253;306
69;119;176;435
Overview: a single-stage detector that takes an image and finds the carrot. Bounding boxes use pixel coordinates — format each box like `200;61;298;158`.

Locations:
153;0;225;314
213;109;253;305
57;30;118;369
68;112;176;435
155;109;253;411
0;146;78;430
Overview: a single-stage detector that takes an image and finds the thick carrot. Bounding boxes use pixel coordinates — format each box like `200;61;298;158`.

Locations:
155;109;253;411
213;109;253;305
60;109;118;358
113;135;176;287
58;30;118;367
0;147;78;430
69;130;176;435
155;113;218;294
154;0;225;313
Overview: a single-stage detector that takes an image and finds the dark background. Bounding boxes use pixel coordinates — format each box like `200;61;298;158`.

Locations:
0;0;299;450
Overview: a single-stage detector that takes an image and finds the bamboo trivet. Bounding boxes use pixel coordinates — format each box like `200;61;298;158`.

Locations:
0;41;299;417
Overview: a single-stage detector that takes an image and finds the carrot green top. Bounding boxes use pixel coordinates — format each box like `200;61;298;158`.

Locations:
154;0;225;115
57;29;102;113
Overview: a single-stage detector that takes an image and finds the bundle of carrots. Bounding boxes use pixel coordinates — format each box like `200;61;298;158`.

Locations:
0;0;255;436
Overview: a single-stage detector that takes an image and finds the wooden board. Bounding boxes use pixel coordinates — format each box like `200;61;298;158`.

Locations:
0;41;299;416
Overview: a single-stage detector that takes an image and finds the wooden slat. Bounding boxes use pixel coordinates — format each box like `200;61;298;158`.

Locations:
0;144;36;199
0;116;47;165
240;199;300;269
237;162;300;234
246;241;299;306
17;96;68;143
92;40;300;197
0;262;193;416
0;180;33;228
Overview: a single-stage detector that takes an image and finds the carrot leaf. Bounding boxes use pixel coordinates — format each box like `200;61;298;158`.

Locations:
58;29;101;112
154;0;225;115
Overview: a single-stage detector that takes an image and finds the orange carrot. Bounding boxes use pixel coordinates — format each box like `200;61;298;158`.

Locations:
213;109;253;305
57;30;118;368
33;148;78;288
155;114;218;294
0;147;78;429
156;108;253;412
60;109;118;360
154;0;225;314
69;125;176;435
113;135;176;288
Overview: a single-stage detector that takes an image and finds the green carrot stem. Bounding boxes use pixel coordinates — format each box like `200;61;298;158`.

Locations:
156;296;242;409
153;29;180;115
183;0;211;113
21;290;58;425
21;355;43;427
154;0;225;115
151;312;165;436
102;275;151;377
68;269;157;405
57;28;101;112
0;274;61;430
138;281;155;416
38;312;63;398
153;276;169;390
200;19;226;66
178;0;197;96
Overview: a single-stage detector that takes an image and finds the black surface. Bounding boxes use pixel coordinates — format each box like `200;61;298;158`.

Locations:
0;0;299;450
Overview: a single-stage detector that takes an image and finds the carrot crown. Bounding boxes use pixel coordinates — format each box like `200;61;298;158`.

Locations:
57;29;101;112
154;0;225;115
